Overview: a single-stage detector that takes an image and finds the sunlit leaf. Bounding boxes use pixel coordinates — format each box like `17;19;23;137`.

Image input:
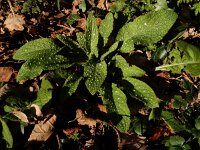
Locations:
99;12;114;46
123;77;159;108
0;117;13;148
13;38;60;60
116;9;178;45
86;13;99;58
99;83;130;132
156;41;200;76
84;61;107;95
114;55;145;77
33;79;53;108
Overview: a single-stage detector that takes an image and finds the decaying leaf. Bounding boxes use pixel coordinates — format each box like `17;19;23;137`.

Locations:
0;67;14;82
27;114;57;143
4;14;25;32
12;110;29;123
30;104;43;119
76;109;96;130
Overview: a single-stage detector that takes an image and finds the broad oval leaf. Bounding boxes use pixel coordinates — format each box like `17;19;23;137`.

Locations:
99;83;130;132
115;55;145;77
0;117;13;148
123;77;159;108
86;13;99;58
99;12;114;46
13;38;60;60
116;9;178;45
33;79;53;108
156;41;200;76
17;62;43;81
84;61;107;95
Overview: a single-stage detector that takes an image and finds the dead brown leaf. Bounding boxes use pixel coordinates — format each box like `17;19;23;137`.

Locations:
97;0;106;10
4;13;25;32
0;67;14;82
12;110;29;123
76;18;86;31
76;109;96;130
27;114;57;142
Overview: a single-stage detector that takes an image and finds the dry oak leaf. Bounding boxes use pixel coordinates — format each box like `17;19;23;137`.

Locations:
27;114;57;142
4;13;25;32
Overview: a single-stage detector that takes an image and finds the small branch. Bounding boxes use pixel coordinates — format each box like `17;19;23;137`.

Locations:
7;0;15;15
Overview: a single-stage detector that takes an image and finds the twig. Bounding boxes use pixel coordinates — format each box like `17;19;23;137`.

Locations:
7;0;15;15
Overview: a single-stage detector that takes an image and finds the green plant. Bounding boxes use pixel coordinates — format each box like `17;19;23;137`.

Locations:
13;7;178;133
21;0;42;13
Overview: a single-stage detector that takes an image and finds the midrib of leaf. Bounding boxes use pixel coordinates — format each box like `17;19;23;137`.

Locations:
156;61;200;70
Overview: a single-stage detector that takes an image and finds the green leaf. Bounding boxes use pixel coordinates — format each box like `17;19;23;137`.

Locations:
67;77;82;96
76;32;86;50
154;0;168;11
120;39;134;53
13;38;60;60
99;13;114;46
123;77;159;108
84;61;107;95
99;83;130;132
79;0;86;12
114;55;145;77
161;111;185;133
100;42;119;61
17;62;43;81
67;14;80;25
17;55;71;81
0;117;13;148
156;41;200;76
86;13;99;58
116;9;178;45
169;136;185;146
33;79;53;108
173;95;187;109
195;116;200;130
192;2;200;16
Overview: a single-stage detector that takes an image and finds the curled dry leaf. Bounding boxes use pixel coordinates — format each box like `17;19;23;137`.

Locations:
12;110;29;123
0;67;14;82
30;104;43;119
27;114;57;143
4;13;25;32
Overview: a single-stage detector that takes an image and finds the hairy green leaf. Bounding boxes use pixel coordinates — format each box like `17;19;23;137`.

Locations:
156;41;200;76
100;42;119;61
116;9;178;45
99;13;114;46
161;111;185;133
0;117;13;148
115;55;145;77
67;77;83;96
84;61;107;95
76;32;86;50
13;38;60;60
123;77;159;108
120;39;134;53
33;79;53;108
17;62;43;81
86;13;99;58
16;55;71;81
100;83;130;132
